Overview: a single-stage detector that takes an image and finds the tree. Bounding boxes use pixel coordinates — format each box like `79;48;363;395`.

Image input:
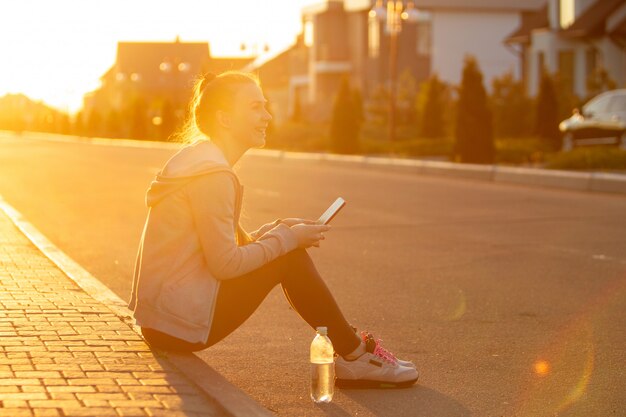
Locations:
397;68;417;124
329;76;361;154
418;74;448;138
291;88;302;122
130;97;147;140
586;66;616;100
454;56;494;164
534;70;560;146
491;71;532;138
159;99;176;141
86;110;102;137
366;83;389;124
352;88;365;124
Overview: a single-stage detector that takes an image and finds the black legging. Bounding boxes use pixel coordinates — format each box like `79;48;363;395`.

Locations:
141;247;362;356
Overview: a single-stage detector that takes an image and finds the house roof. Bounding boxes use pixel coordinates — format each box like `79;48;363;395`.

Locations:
609;13;626;37
504;4;548;44
113;40;210;77
241;44;296;72
344;0;546;12
100;40;255;85
560;0;625;38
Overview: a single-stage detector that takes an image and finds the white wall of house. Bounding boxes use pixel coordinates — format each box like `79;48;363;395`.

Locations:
597;38;626;89
526;30;625;98
430;10;523;92
527;29;587;96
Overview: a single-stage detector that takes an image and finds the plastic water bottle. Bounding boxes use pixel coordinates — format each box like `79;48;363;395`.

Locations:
310;326;335;403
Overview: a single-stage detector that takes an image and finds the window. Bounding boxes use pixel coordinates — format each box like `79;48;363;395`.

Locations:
560;0;575;29
416;12;432;56
368;15;380;58
607;95;626;113
304;19;314;47
584;95;611;116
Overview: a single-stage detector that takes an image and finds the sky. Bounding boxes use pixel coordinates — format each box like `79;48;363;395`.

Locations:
1;0;318;114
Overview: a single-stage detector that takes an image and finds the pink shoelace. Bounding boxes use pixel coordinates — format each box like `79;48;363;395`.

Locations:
360;331;398;365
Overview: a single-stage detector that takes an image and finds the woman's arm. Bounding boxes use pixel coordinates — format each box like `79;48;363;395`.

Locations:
186;172;298;280
249;219;283;241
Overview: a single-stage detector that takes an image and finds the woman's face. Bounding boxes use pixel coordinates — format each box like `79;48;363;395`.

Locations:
228;82;272;148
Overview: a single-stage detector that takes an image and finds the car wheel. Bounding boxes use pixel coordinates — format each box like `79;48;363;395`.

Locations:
561;133;574;152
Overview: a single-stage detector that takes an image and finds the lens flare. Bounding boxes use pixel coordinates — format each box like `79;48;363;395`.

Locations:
533;360;550;376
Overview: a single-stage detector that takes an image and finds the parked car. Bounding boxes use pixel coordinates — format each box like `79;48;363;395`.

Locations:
559;89;626;152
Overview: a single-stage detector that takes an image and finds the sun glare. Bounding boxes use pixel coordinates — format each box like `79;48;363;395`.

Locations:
0;0;312;114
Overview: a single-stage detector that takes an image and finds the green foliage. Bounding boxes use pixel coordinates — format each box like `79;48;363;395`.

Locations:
417;73;449;138
585;66;617;102
329;76;361;154
291;88;303;123
352;88;365;124
553;72;583;122
454;55;495;164
534;71;560;146
491;71;533;138
366;83;390;124
545;147;626;171
130;97;148;140
494;137;554;164
262;120;329;152
397;68;418;124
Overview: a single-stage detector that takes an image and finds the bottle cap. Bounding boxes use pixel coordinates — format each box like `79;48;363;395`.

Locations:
316;326;327;335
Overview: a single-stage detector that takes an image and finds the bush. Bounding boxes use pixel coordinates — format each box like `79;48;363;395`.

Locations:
329;76;361;154
417;74;449;138
495;137;553;164
454;55;495;164
545;147;626;171
491;72;533;138
360;136;454;157
534;71;560;146
264;120;329;152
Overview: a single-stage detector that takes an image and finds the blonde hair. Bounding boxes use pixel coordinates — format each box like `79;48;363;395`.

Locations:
170;70;261;146
171;70;261;246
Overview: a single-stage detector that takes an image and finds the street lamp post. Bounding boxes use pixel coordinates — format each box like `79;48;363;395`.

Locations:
369;0;419;156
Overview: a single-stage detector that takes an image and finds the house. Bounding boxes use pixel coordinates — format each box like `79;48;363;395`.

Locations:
505;0;626;99
82;37;255;139
242;39;306;124
247;0;547;123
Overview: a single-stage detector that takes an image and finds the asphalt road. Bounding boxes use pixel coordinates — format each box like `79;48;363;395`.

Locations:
1;131;625;417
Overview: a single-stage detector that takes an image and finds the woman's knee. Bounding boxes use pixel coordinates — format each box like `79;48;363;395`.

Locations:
286;247;310;263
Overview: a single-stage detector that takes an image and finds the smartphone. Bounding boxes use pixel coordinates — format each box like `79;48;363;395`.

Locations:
317;197;346;225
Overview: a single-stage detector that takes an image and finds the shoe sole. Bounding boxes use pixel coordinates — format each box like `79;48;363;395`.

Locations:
335;375;418;389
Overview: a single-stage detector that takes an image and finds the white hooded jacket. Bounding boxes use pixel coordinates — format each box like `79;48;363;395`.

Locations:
128;139;299;344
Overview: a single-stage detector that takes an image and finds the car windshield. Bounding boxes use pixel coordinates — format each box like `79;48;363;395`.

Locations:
583;94;612;115
607;95;626;112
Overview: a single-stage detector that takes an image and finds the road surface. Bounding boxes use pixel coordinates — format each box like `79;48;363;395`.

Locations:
1;132;625;416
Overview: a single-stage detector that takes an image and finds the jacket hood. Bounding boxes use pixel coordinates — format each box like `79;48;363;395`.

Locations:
146;140;236;207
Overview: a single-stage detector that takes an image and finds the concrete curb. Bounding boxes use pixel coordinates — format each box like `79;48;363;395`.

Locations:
247;148;626;196
0;194;274;417
6;130;626;196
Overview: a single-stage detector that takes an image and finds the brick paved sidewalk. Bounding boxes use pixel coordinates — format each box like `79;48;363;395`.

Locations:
0;208;227;417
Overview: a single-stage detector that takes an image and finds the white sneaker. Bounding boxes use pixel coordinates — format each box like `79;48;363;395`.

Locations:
350;326;416;368
359;330;416;369
335;333;419;388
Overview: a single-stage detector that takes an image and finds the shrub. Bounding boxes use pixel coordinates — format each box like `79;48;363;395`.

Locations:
454;55;495;164
329;76;361;154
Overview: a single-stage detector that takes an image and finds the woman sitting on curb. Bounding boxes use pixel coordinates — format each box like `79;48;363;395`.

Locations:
127;70;418;388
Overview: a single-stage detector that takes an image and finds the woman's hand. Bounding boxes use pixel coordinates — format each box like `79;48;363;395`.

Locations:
289;223;331;249
281;217;319;227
